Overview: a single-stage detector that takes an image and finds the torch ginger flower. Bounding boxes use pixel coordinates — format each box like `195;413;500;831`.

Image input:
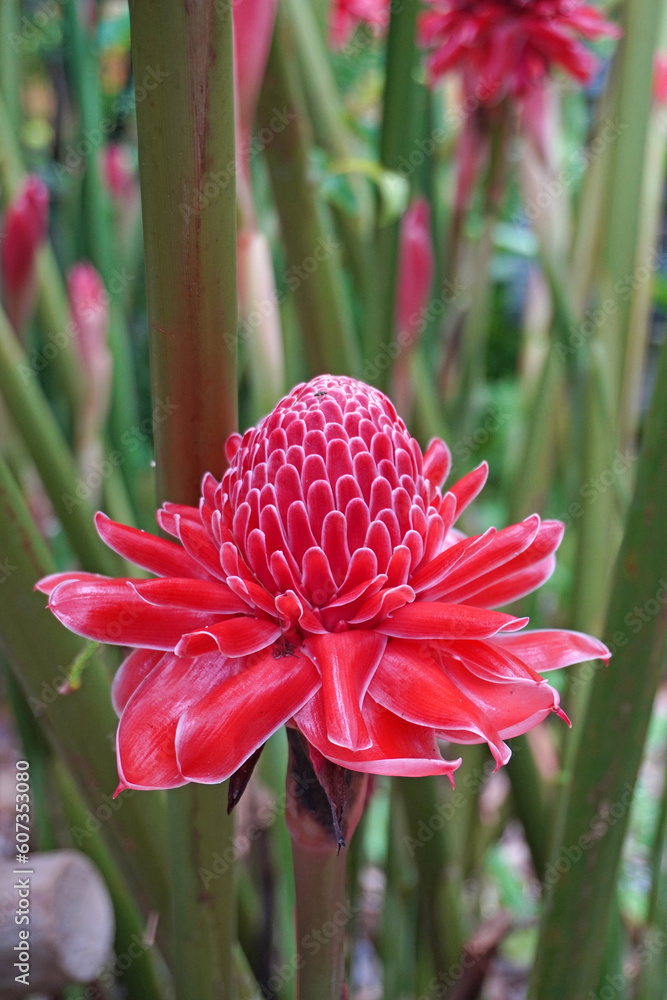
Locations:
419;0;620;103
37;376;609;792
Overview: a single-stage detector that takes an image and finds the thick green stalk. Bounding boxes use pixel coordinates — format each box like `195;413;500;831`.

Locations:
0;0;20;128
258;7;361;378
396;776;465;974
529;332;667;999
291;843;348;1000
370;0;421;388
0;450;169;917
129;3;238;995
0;301;121;575
284;0;373;298
130;0;237;504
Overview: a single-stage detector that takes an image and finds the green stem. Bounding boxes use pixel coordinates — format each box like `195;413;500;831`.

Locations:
0;301;121;575
528;330;667;1000
129;1;239;994
258;8;361;378
291;841;348;1000
370;0;421;388
0;0;20;128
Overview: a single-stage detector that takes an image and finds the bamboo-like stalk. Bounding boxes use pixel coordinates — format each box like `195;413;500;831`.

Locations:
63;1;152;521
370;0;421;389
284;0;373;300
128;2;238;995
0;301;121;575
0;0;20;129
258;8;361;378
291;843;348;999
0;450;169;918
528;331;667;999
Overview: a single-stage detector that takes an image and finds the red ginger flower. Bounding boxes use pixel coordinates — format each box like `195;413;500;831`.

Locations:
419;0;620;103
37;376;609;792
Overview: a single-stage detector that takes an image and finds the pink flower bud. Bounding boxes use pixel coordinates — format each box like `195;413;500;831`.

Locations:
329;0;391;49
1;175;49;334
67;263;113;483
654;54;667;106
103;143;136;204
233;0;278;220
395;197;434;347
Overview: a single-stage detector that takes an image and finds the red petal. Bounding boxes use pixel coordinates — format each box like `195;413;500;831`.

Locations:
132;578;249;614
368;639;508;764
295;691;460;778
47;575;218;649
175;649;320;782
176;617;280;657
467;555;557;608
375;601;524;640
36;570;105;595
117;651;230;789
95;512;209;579
492;629;611;672
436;515;540;597
111;649;163;716
440;654;560;742
449;462;488;519
423;438;451;488
305;632;387;750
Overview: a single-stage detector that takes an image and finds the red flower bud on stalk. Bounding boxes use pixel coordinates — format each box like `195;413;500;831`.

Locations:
233;0;278;225
1;175;49;335
328;0;391;50
37;376;609;807
395;198;435;350
67;263;113;490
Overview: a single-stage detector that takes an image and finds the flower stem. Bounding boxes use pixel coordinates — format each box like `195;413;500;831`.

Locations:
291;842;348;1000
128;2;239;995
285;730;367;1000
